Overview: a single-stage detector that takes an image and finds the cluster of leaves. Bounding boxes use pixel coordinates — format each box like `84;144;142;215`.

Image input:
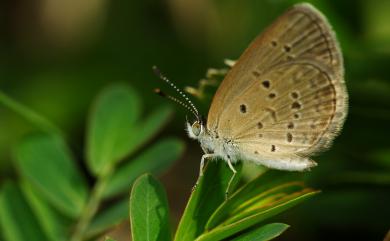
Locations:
0;82;319;241
0;84;185;241
123;161;318;241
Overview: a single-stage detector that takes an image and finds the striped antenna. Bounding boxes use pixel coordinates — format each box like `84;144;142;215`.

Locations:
152;66;200;119
154;88;199;119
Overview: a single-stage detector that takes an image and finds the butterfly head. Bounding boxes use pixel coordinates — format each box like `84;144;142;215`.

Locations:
186;115;206;139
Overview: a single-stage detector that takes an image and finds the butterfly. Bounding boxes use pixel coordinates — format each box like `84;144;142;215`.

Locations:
155;3;348;183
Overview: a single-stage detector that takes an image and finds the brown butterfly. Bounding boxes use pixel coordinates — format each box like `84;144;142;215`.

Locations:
156;3;347;182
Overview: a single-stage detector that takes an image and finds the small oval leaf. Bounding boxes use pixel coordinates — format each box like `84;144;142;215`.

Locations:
86;84;141;176
130;174;171;241
14;133;88;218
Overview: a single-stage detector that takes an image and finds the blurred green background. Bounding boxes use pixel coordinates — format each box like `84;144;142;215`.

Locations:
1;0;389;240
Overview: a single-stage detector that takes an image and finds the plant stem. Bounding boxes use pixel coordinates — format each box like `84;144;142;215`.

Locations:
70;167;113;241
0;90;62;135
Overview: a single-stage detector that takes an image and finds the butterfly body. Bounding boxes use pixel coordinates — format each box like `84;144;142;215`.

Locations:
186;3;348;175
187;120;316;172
187;122;240;164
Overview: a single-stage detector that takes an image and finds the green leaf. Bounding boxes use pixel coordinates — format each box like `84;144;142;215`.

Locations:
127;105;173;156
0;182;48;241
0;90;62;136
86;84;141;176
195;171;318;241
231;223;289;241
14;133;88;218
20;181;69;241
103;138;184;198
130;174;171;241
174;161;242;241
206;171;301;229
86;198;128;239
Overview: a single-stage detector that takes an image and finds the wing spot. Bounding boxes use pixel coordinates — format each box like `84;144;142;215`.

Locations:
240;104;247;113
271;145;276;152
254;151;259;154
294;113;300;119
284;45;291;52
291;92;299;99
252;71;260;77
271;40;278;47
257;122;263;129
262;80;270;89
287;133;293;142
258;133;263;138
268;92;276;99
291;101;301;110
287;122;294;129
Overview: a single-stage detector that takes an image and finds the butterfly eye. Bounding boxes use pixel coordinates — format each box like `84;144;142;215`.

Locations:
191;122;201;136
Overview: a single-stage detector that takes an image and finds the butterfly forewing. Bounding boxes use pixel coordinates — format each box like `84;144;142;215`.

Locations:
206;3;347;165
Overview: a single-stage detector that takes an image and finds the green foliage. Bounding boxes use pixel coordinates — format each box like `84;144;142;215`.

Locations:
1;1;390;240
230;223;290;241
20;181;69;241
0;84;184;241
14;133;88;218
0;182;48;241
103;138;184;198
130;174;172;241
86;84;141;176
129;162;318;241
85;199;128;239
0;79;317;241
174;161;243;241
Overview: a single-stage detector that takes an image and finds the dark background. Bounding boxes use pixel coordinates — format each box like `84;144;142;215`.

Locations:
1;0;389;240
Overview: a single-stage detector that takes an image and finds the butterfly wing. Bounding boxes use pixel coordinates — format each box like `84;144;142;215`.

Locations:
206;3;347;168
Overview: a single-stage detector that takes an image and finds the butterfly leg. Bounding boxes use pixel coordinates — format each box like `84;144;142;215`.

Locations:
200;153;215;176
192;154;215;193
225;158;237;199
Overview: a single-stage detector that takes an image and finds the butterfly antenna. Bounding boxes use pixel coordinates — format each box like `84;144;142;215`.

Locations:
152;66;200;119
154;88;199;119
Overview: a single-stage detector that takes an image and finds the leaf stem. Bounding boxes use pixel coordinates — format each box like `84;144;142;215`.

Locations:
70;167;113;241
0;90;62;135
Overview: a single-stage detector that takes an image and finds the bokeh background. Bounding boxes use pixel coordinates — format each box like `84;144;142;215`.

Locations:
1;0;389;240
